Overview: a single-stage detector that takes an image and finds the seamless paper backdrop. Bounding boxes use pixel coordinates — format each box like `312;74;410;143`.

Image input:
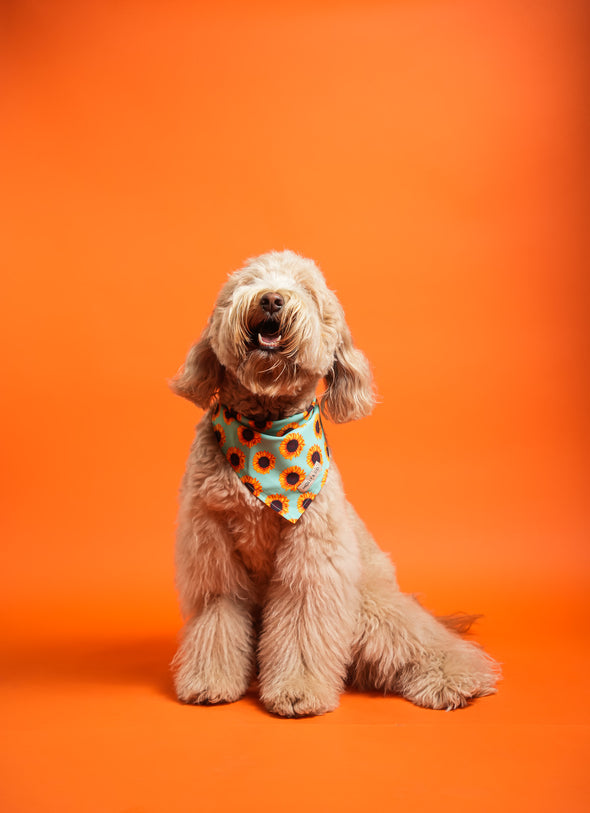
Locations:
0;1;588;812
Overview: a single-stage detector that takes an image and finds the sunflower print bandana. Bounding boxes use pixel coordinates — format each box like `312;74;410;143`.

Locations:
211;400;330;523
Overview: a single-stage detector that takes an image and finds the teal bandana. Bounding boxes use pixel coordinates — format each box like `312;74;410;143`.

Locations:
211;400;330;523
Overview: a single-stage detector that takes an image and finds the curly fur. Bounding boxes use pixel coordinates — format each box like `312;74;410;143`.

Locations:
171;250;500;717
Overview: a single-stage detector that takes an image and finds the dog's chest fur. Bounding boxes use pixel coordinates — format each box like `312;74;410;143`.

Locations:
231;510;281;599
189;414;286;599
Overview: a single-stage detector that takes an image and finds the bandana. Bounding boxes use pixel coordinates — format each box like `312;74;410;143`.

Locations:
211;400;330;523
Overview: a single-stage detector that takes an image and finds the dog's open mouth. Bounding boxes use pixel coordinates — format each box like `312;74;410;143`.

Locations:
252;318;282;351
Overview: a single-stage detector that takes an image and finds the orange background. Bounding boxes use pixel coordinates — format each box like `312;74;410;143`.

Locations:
1;1;588;811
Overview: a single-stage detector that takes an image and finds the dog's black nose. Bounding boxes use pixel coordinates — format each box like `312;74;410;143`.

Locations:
260;292;284;315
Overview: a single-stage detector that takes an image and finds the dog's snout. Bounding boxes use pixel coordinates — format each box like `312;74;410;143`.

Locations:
260;292;284;315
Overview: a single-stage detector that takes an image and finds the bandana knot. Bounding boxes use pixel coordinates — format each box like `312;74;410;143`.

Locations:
212;400;330;523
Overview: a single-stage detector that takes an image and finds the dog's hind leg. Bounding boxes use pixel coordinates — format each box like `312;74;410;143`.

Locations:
173;503;255;705
349;515;500;709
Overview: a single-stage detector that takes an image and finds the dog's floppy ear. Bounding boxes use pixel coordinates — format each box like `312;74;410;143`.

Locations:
322;321;375;424
170;327;224;408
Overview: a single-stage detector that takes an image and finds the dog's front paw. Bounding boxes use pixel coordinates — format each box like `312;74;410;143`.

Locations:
173;602;255;706
174;668;249;706
261;677;340;718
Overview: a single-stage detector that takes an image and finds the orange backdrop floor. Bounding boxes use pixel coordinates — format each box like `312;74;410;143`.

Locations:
2;598;589;812
1;1;588;811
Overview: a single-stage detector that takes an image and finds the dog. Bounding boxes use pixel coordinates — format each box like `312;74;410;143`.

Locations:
171;250;499;717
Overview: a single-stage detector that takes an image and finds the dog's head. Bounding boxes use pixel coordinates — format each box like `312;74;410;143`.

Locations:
171;250;374;423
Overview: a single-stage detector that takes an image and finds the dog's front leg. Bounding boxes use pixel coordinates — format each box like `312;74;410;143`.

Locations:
258;511;360;717
173;503;255;705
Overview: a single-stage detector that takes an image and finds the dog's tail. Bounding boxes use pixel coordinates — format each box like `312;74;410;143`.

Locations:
436;612;483;634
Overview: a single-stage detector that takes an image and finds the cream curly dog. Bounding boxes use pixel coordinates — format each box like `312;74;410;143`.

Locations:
171;250;499;717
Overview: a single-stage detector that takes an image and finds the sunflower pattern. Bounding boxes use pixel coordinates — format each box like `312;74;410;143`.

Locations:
247;417;274;432
237;425;261;448
241;475;262;497
265;493;289;516
226;446;245;472
211;400;330;523
279;433;305;460
276;421;300;437
223;406;239;424
279;466;306;491
313;416;323;439
297;492;316;512
306;445;323;468
252;450;276;474
213;424;226;447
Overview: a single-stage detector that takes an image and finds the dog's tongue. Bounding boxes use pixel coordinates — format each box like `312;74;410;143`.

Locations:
258;332;282;349
257;319;282;349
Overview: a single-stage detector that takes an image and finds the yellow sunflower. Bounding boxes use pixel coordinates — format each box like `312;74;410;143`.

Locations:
277;421;300;437
252;450;276;474
306;445;323;468
313;416;323;439
241;475;262;497
223;407;239;424
213;424;226;447
279;465;306;492
265;493;289;516
279;433;305;460
237;425;261;448
226;446;245;472
248;417;273;432
320;469;329;488
297;492;316;512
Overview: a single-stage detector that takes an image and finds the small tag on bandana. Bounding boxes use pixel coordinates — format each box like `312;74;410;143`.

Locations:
298;461;323;492
211;400;330;523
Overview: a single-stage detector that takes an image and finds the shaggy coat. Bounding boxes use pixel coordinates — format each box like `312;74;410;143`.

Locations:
171;250;499;717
